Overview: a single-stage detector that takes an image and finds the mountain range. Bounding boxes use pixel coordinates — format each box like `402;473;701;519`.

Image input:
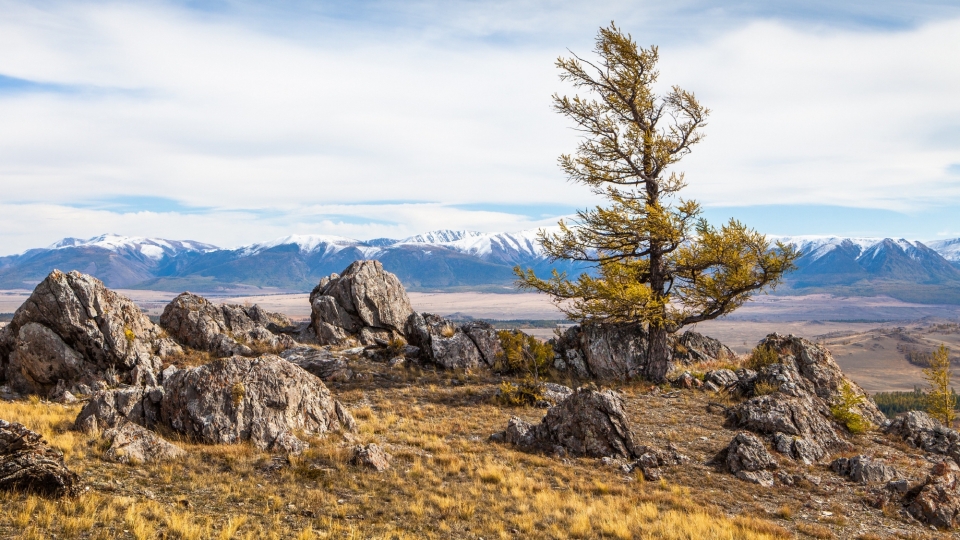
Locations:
1;231;959;303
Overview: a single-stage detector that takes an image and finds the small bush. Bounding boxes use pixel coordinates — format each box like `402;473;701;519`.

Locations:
831;382;871;435
753;381;780;396
231;382;246;406
387;336;407;356
496;380;545;407
747;344;779;371
495;330;554;379
124;327;136;343
440;324;457;338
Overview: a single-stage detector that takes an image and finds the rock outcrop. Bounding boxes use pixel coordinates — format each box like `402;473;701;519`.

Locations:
0;270;166;395
725;432;778;487
159;293;295;357
279;346;354;381
350;443;391;472
74;384;165;433
494;387;640;459
310;261;414;346
102;421;185;464
885;410;960;463
160;355;356;453
673;331;736;365
404;313;501;370
726;333;885;463
831;455;898;484
0;419;80;497
907;461;960;530
551;324;733;380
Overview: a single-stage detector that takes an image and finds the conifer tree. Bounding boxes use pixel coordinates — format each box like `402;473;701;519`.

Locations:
516;23;799;383
925;344;956;426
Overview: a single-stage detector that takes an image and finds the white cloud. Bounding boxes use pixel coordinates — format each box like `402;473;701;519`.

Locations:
0;1;958;254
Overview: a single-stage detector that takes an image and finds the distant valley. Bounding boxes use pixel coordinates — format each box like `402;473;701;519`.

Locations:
1;231;960;303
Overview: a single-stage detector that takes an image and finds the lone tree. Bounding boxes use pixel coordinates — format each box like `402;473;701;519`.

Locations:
925;345;956;427
516;24;799;383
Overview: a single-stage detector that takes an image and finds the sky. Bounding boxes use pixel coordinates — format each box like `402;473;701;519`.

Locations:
1;0;959;254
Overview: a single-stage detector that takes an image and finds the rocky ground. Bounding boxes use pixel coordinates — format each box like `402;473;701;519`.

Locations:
3;264;960;539
0;356;953;539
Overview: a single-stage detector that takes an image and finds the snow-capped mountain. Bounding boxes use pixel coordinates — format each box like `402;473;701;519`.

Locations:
927;238;960;263
48;234;218;260
2;231;959;301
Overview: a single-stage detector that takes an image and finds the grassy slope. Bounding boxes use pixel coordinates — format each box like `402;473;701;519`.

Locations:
0;381;792;540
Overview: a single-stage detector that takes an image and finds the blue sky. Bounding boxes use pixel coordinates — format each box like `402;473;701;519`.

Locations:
0;0;959;253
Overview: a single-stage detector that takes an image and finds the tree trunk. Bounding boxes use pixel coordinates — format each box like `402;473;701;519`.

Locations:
644;324;671;383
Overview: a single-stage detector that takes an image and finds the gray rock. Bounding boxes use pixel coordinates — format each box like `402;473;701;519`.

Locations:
908;461;960;530
673;331;736;365
736;470;774;487
74;385;164;433
885;410;960;462
542;383;574;403
550;325;734;381
279;346;353;381
310;261;413;346
102;421;185;464
831;455;898;484
0;419;80;497
494;387;640;459
0;270;163;394
403;312;489;370
726;432;777;474
160;355;356;451
460;322;503;367
705;369;739;388
159;293;295;358
727;392;843;461
350;443;391;471
756;333;885;425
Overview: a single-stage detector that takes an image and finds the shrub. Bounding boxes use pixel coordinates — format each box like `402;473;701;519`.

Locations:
123;327;136;343
753;381;780;396
440;324;457;338
495;330;554;379
746;344;779;371
831;382;871;435
387;336;407;356
231;382;246;406
496;380;545;407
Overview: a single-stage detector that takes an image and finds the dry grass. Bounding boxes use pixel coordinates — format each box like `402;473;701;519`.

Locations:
0;371;798;540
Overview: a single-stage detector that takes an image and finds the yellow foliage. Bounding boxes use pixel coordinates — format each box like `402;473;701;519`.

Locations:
925;344;956;427
513;23;798;383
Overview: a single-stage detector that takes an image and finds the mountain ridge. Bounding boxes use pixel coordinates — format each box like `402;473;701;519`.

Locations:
2;231;960;302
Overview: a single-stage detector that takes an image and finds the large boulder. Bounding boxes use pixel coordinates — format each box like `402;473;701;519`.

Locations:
726;333;887;463
310;261;414;346
885;410;960;463
725;432;778;486
494;387;640;459
404;313;501;370
159;293;295;358
102;421;185;464
0;419;80;497
907;461;960;530
551;324;733;380
0;270;165;395
831;455;898;484
279;346;353;381
758;333;885;424
74;384;165;433
159;355;356;452
673;331;736;365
